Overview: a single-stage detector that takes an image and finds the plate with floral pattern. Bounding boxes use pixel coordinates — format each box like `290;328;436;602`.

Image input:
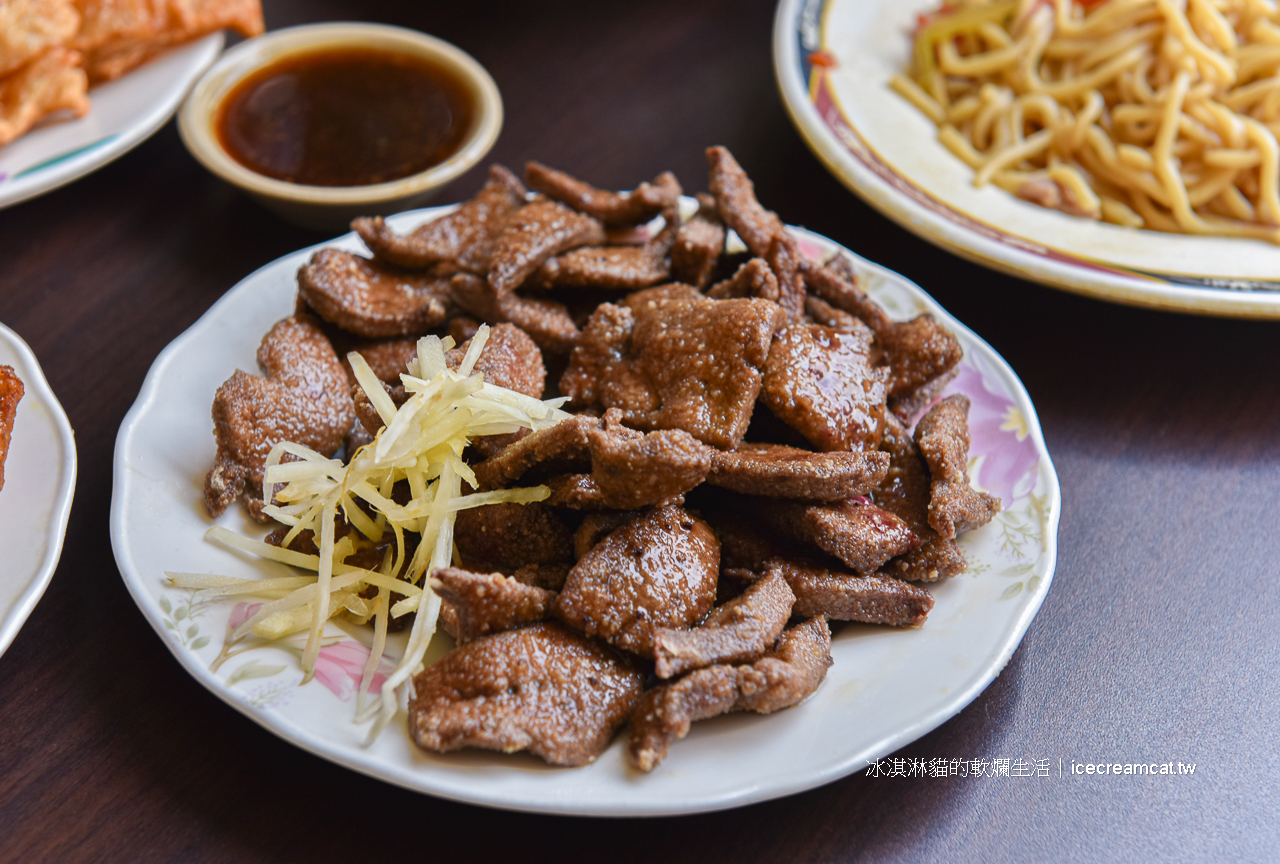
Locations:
110;208;1060;815
774;0;1280;318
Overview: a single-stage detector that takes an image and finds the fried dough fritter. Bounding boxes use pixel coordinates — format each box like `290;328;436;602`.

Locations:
0;366;24;491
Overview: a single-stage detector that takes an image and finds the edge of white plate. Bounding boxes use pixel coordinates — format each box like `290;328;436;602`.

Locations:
772;0;1280;320
110;212;1060;816
0;323;77;658
0;33;223;210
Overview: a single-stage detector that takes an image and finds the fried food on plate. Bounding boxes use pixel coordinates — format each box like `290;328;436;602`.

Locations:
0;365;24;491
0;47;89;148
73;0;264;83
0;0;80;78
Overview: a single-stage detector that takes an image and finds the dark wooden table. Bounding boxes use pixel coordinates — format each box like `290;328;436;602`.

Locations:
2;1;1276;861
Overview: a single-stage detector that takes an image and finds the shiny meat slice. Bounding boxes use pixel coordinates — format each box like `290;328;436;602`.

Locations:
734;616;833;714
764;232;807;323
0;365;22;491
914;395;1001;538
529;211;676;290
572;510;639;559
628;616;832;771
351;379;408;438
708;442;889;501
297;249;450;338
628;666;739;773
800;258;892;332
553;505;719;658
446;322;546;398
706;146;785;259
487;200;606;295
544;473;608;509
560;292;785;449
473;413;621;490
344;337;418;384
880;315;963;411
804;294;873;337
670;194;725;288
759;324;889;452
430;567;557;644
883;538;968;584
454;501;574;574
889;366;960;424
352;164;527;271
701;508;788;576
875;412;967;582
450;273;579;354
409;622;644;767
762;559;933;626
524;161;682;225
707;257;777;301
754;498;918;573
652;570;795;679
205;316;355;518
587;426;713;509
510;563;572;592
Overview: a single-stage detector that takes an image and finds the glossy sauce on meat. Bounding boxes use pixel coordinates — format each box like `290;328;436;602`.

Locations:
217;48;474;187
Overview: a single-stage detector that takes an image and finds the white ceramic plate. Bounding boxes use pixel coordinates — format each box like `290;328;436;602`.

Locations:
0;34;222;209
774;0;1280;318
0;323;77;658
110;209;1060;815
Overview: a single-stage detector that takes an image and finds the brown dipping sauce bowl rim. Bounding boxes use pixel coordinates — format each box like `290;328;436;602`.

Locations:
178;22;503;206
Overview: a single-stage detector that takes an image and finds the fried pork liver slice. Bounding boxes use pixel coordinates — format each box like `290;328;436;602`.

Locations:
430;568;558;644
735;616;833;714
875;411;967;582
629;616;833;772
352;164;527;271
409;622;643;767
628;666;740;772
297;249;450;338
449;273;580;354
586;426;713;509
454;501;574;574
560;290;784;449
763;559;934;627
759;324;889;452
652;570;796;679
205;316;355;518
914;394;1000;538
670;194;726;288
755;498;918;574
530;213;675;290
487;199;606;294
525;162;681;225
553;505;720;658
708;443;889;501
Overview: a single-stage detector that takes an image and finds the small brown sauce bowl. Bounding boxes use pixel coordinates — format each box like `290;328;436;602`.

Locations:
179;22;502;231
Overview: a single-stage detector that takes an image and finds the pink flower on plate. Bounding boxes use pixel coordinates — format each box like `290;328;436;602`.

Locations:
796;236;827;262
312;641;395;702
228;602;263;632
944;359;1039;505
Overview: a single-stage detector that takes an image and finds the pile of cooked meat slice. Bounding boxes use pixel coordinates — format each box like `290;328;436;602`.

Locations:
203;147;1001;771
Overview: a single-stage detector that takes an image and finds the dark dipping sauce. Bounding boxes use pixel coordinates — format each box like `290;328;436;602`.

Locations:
216;47;475;187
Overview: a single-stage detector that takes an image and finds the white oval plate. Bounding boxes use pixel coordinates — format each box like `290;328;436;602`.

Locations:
774;0;1280;318
110;209;1060;815
0;323;77;658
0;34;222;209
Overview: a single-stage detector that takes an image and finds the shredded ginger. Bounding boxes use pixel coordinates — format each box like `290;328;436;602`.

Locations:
169;325;571;740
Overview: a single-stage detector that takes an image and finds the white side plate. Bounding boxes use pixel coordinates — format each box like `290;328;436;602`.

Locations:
0;323;77;657
0;34;222;209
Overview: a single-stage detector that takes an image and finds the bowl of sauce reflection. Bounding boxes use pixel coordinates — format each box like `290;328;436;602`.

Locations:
179;23;502;230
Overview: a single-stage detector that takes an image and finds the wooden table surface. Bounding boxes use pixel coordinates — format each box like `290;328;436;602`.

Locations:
1;1;1276;861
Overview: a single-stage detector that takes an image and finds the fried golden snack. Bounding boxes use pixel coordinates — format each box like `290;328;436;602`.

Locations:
0;0;80;78
0;47;88;147
73;0;264;84
0;366;24;491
